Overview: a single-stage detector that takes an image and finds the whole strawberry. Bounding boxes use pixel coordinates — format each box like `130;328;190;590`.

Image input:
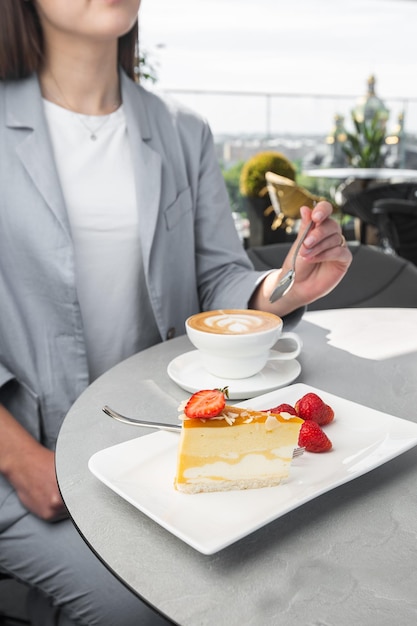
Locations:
298;420;332;453
320;404;335;426
265;403;297;416
294;392;334;426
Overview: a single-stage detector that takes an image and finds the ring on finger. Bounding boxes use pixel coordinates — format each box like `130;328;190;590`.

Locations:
339;234;347;248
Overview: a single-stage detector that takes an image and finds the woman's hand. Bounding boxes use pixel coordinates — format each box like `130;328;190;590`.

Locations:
0;404;67;522
12;444;68;522
251;201;352;316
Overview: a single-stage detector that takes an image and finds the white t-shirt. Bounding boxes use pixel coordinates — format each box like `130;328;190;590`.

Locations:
43;100;161;381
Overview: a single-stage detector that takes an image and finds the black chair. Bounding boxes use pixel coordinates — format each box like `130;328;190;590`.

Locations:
247;241;417;309
341;182;417;266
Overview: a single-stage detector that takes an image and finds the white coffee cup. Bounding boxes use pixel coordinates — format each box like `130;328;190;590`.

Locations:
185;309;302;379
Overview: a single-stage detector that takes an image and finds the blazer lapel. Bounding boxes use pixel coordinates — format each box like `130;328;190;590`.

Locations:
121;72;162;273
5;72;163;260
5;75;70;235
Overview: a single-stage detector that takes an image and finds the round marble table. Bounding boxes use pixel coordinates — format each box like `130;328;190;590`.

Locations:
303;167;417;181
55;308;417;626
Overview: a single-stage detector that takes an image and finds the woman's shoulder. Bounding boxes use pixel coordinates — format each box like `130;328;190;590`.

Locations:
0;74;41;117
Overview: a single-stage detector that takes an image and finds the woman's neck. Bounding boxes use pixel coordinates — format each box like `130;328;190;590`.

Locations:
39;42;121;116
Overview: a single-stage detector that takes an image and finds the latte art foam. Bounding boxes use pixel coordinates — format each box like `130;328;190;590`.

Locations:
187;309;281;335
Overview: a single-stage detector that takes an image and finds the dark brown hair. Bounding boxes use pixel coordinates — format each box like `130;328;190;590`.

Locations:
0;1;138;81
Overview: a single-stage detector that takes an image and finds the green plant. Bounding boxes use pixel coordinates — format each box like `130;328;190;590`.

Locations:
221;161;245;212
135;46;158;84
342;113;386;168
239;151;296;198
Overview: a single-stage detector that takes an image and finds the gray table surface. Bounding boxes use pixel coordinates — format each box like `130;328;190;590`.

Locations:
55;308;417;626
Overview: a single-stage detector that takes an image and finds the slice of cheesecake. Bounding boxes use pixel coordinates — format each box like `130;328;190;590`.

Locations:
174;405;303;494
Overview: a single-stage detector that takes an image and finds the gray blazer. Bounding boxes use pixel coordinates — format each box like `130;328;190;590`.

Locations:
0;72;264;527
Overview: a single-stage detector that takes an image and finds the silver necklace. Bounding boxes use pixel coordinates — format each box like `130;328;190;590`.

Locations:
43;74;121;141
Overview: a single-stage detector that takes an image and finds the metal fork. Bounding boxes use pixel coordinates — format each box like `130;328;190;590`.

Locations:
292;446;305;458
102;405;305;458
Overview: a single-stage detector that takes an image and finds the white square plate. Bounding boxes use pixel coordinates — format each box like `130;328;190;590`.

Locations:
88;383;417;554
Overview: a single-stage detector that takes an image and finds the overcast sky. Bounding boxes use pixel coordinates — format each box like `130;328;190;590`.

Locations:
139;0;417;135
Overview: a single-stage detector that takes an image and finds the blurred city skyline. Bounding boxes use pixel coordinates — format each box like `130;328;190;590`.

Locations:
140;0;417;136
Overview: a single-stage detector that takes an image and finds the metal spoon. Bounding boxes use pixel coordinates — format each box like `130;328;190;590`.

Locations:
269;220;314;303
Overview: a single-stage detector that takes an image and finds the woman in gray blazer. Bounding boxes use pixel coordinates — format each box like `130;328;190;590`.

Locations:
0;1;351;624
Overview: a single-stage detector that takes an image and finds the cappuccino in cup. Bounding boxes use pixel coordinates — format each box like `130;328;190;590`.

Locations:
185;309;302;379
186;309;280;335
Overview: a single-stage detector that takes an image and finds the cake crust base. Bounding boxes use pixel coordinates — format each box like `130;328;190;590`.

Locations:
175;475;287;494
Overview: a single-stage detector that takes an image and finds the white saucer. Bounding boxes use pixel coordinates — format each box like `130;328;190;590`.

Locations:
167;350;301;400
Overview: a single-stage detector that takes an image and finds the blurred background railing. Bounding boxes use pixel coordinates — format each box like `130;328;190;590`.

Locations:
158;88;417;139
153;86;417;179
